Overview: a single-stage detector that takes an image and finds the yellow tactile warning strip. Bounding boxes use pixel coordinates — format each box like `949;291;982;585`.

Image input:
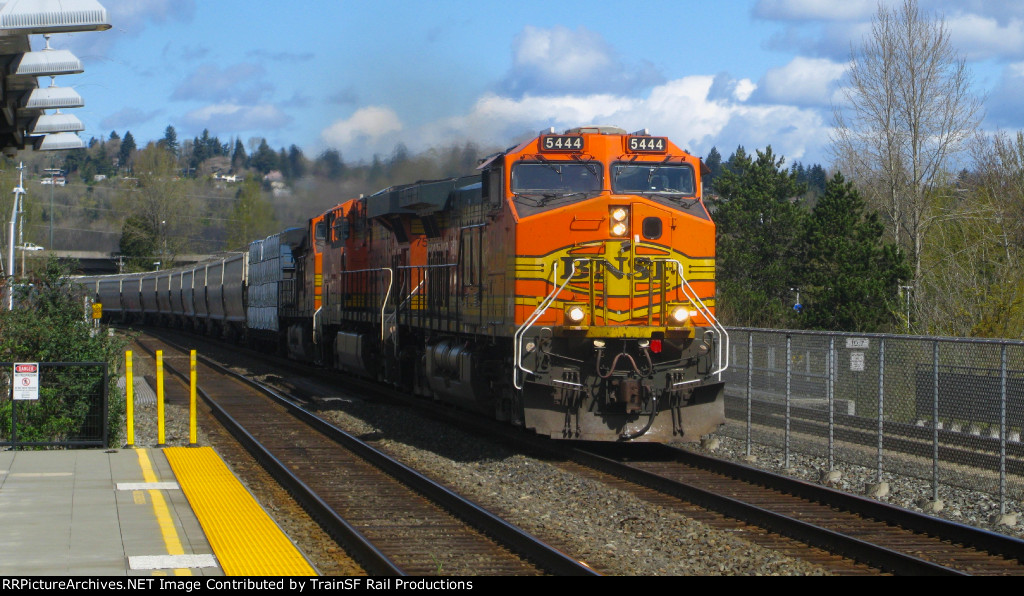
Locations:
164;446;317;576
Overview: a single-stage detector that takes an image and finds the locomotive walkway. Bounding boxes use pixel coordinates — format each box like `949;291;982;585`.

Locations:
0;446;316;576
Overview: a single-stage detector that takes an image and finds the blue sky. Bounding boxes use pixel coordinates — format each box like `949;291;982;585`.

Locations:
41;0;1024;167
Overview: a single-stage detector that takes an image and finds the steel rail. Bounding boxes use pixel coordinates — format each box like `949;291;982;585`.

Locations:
147;335;599;577
663;445;1024;565
133;338;404;576
568;445;968;576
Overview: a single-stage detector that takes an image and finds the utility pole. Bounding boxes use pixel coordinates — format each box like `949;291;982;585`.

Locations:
44;159;61;249
6;163;25;310
899;285;913;332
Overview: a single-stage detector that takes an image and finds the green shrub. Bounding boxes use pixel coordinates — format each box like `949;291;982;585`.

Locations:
0;258;126;446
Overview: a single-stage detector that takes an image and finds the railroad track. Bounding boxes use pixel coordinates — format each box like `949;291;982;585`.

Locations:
564;443;1024;575
341;379;1024;574
724;398;1024;478
132;334;597;577
135;328;1024;575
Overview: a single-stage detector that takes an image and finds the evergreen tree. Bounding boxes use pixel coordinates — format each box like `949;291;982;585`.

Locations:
158;125;179;156
723;145;747;176
86;142;115;179
807;164;827;195
119;131;137;173
367;154;384;184
61;149;85;179
249;139;278;174
191;130;211;167
189;129;228;173
713;146;806;327
287;145;306;180
231;139;247;172
704;146;722;193
315;149;345;180
277;147;290;179
799;172;909;331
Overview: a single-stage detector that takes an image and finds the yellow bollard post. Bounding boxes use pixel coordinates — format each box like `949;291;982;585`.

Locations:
126;350;134;448
189;350;197;446
156;350;165;447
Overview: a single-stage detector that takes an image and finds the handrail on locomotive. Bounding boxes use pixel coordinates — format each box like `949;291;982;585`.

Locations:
514;255;729;391
514;258;585;390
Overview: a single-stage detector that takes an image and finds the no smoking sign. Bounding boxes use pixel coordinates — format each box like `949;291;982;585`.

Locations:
13;363;39;401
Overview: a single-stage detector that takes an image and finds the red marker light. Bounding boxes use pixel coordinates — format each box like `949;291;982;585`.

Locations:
650;339;662;354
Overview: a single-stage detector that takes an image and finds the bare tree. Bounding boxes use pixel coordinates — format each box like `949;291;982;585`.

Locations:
118;142;199;264
832;0;983;288
940;131;1024;338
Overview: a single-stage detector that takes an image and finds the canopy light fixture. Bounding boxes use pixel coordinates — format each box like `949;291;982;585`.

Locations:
24;82;83;110
0;0;110;33
34;131;84;151
31;111;83;134
13;47;82;76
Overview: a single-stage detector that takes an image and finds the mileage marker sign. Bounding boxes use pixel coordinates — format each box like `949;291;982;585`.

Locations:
13;363;39;401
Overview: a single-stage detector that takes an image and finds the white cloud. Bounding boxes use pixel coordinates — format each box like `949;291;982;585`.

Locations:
324;76;832;165
758;2;1024;63
947;14;1024;60
100;107;162;131
172;63;270;103
514;26;611;79
754;0;877;21
320;107;404;155
708;73;758;103
51;0;197;54
733;80;758;102
496;25;663;97
183;103;291;132
752;56;846;106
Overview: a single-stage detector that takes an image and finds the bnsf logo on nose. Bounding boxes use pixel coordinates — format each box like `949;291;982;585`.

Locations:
15;364;36;373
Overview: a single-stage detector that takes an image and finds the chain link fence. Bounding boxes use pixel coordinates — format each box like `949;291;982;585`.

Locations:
721;328;1024;514
0;362;110;448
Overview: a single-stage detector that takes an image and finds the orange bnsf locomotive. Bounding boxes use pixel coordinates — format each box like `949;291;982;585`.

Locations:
79;126;728;442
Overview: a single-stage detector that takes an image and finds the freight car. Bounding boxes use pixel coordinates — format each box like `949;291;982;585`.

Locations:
78;126;728;442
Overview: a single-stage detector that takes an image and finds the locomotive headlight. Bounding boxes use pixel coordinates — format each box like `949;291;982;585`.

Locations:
566;304;587;323
610;207;629;237
670;306;690;324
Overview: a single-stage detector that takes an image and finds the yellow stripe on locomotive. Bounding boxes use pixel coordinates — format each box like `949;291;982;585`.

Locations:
513;240;715;328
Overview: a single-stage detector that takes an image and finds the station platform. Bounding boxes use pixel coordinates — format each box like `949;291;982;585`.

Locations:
0;446;317;576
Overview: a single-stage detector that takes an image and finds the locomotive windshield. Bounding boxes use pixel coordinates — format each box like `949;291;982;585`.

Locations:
513;162;602;194
612;162;706;218
612;163;696;196
511;161;603;216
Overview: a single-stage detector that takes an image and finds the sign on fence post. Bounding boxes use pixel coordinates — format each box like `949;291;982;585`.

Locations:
12;363;38;401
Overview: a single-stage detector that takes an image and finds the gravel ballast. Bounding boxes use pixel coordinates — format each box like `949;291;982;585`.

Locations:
122;346;1022;575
